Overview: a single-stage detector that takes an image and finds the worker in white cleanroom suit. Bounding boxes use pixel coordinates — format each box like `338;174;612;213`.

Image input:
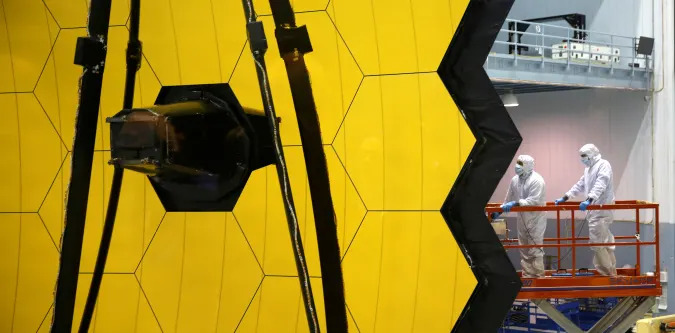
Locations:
494;155;547;278
555;144;617;276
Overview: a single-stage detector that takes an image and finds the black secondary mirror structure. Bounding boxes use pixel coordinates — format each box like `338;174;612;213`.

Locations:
107;83;274;211
53;0;345;331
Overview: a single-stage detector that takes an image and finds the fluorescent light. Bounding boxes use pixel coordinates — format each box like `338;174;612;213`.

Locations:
501;92;519;107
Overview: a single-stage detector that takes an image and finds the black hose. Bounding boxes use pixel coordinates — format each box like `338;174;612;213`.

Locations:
78;167;124;333
241;1;319;331
78;0;140;331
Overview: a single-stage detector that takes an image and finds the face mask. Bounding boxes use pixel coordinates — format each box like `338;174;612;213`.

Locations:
581;156;592;167
515;164;524;176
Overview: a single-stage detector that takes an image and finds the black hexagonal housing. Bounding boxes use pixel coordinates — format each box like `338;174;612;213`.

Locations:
108;83;274;211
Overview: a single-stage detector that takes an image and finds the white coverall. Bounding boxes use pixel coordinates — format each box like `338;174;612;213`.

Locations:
565;144;617;276
505;155;547;278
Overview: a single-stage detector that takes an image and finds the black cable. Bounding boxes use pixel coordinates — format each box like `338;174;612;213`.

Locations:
266;0;348;330
549;219;587;269
52;0;114;331
241;1;319;331
504;212;587;270
78;167;124;333
78;1;141;331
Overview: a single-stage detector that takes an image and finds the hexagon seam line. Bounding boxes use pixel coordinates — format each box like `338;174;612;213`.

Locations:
346;302;361;333
327;144;368;212
232;275;264;332
338;211;367;263
57;24;128;31
362;70;436;77
328;143;368;220
35;302;54;332
329;75;364;146
36;146;69;213
133;211;167;275
227;40;249;84
32;92;70;152
133;271;165;332
36;213;60;253
40;0;61;29
323;10;365;77
230;213;265;274
123;24;166;88
31;27;61;93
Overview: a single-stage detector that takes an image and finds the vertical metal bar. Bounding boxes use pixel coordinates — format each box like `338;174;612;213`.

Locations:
540;25;545;67
557;209;561;267
610;35;615;74
513;22;518;66
566;28;571;69
631;37;636;76
571;210;576;276
587;33;592;72
656;206;660;283
636;208;641;273
507;19;514;55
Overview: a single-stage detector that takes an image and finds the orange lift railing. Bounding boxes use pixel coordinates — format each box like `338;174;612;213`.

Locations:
486;200;661;299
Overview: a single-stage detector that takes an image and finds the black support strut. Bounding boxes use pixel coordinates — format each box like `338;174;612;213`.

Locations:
77;0;142;331
241;1;321;332
51;0;114;331
266;0;348;331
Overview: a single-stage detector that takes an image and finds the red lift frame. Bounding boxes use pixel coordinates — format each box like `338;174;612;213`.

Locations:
486;200;661;299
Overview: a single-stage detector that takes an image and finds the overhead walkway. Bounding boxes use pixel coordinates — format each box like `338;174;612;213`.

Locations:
486;19;654;94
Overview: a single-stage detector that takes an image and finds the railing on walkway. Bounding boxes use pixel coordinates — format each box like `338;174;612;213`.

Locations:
491;18;653;74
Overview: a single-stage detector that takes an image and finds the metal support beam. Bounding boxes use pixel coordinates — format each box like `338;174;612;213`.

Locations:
588;296;639;332
608;297;656;333
534;296;655;333
533;299;584;333
589;296;656;333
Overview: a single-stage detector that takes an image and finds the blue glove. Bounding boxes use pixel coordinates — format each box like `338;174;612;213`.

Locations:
490;212;501;220
554;196;568;205
580;199;592;211
501;201;517;213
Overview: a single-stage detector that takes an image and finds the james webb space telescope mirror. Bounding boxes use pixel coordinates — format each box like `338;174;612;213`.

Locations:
107;83;275;211
56;0;346;330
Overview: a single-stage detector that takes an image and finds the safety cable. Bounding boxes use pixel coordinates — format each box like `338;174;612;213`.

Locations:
265;0;348;330
504;210;587;270
241;1;320;331
51;0;114;331
77;0;142;331
549;218;587;268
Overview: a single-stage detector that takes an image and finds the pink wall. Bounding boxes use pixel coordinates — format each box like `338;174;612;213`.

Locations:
490;88;653;221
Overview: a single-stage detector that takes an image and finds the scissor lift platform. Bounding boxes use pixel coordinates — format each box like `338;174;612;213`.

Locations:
487;201;661;332
518;268;661;299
